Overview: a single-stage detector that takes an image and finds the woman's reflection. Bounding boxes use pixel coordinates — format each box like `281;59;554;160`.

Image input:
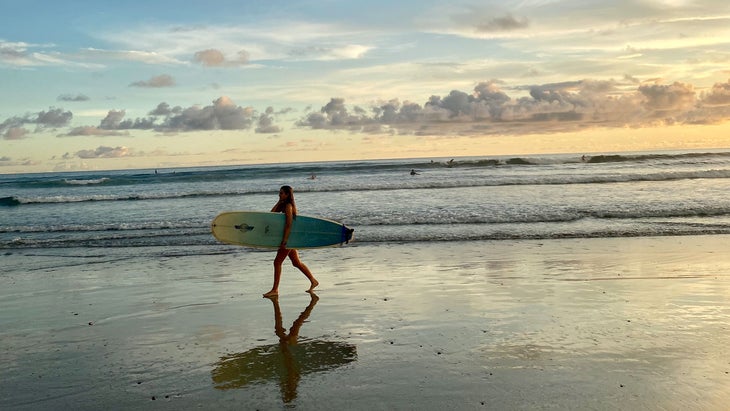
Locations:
211;292;357;403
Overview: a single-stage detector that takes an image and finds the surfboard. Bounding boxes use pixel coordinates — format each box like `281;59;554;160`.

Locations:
211;211;354;249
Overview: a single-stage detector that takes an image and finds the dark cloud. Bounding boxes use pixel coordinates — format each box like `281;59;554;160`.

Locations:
99;110;126;129
148;102;182;117
58;94;90;102
93;109;158;130
129;74;175;88
255;107;282;133
296;97;374;130
0;107;72;138
476;14;529;32
35;108;73;128
79;96;257;133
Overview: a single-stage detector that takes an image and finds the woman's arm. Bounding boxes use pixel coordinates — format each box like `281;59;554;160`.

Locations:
280;203;293;249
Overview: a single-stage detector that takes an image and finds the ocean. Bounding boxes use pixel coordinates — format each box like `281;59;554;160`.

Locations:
3;150;730;252
3;150;730;410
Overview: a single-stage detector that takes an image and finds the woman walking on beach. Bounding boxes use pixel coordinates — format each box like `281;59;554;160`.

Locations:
263;186;319;297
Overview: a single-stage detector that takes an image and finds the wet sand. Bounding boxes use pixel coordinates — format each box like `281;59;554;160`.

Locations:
2;235;730;410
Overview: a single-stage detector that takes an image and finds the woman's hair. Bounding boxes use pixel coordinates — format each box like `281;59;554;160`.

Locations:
277;185;297;216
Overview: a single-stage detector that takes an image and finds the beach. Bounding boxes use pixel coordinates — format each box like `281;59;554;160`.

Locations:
2;235;730;410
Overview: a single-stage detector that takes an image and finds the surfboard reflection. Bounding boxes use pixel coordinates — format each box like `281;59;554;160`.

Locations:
211;293;357;403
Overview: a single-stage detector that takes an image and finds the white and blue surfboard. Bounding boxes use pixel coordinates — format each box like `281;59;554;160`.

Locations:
211;211;354;249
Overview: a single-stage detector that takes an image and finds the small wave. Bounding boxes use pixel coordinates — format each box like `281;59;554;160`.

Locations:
0;220;205;234
0;196;21;207
585;151;730;164
353;208;730;227
64;177;110;185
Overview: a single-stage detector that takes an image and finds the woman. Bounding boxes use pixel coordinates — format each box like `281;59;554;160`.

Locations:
263;186;319;297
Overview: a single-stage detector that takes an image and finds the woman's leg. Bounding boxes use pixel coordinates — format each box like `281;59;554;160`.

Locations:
288;250;318;291
264;248;290;297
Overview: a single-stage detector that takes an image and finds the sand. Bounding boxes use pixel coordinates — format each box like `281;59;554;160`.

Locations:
2;235;730;410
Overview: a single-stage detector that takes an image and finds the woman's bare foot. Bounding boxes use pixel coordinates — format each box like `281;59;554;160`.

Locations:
263;290;278;298
307;279;319;292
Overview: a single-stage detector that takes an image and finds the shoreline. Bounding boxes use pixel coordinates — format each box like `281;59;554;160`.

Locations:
2;234;730;409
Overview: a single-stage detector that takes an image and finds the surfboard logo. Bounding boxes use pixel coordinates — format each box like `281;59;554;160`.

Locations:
234;223;255;232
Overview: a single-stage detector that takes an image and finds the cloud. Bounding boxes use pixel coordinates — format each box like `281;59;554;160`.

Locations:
163;96;255;130
193;48;250;67
0;41;31;63
129;74;176;88
255;107;282;133
79;48;184;65
0;156;37;167
1;40;103;68
288;44;372;60
475;14;529;32
7;78;730;145
0;107;72;137
148;102;181;117
702;79;730;106
0;40;54;67
297;97;375;130
73;146;131;159
73;96;257;133
638;81;696;113
58;94;90;102
97;20;380;64
295;78;730;135
3;127;29;140
36;108;74;127
60;126;130;137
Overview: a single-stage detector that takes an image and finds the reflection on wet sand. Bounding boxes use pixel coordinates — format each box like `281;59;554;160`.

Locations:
211;293;357;403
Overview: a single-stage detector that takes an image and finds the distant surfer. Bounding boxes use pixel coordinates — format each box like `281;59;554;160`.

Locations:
263;185;318;297
410;169;419;176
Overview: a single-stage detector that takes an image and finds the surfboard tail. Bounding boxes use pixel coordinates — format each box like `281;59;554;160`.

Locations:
344;226;355;244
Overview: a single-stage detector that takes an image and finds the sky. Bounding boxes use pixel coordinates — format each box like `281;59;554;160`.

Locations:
2;0;730;173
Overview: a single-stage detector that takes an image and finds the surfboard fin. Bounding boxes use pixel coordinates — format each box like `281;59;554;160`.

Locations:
344;227;355;244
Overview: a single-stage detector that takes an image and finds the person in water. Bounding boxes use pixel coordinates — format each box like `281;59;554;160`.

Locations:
263;186;319;297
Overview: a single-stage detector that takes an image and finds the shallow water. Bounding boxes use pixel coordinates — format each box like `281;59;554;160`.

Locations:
2;237;729;410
